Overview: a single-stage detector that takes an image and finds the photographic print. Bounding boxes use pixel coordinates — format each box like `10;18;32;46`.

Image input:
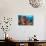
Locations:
18;15;33;25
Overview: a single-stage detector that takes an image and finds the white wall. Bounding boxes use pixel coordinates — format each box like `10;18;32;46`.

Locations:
0;0;46;40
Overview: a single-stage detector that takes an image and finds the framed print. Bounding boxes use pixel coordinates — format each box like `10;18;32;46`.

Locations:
18;15;33;25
